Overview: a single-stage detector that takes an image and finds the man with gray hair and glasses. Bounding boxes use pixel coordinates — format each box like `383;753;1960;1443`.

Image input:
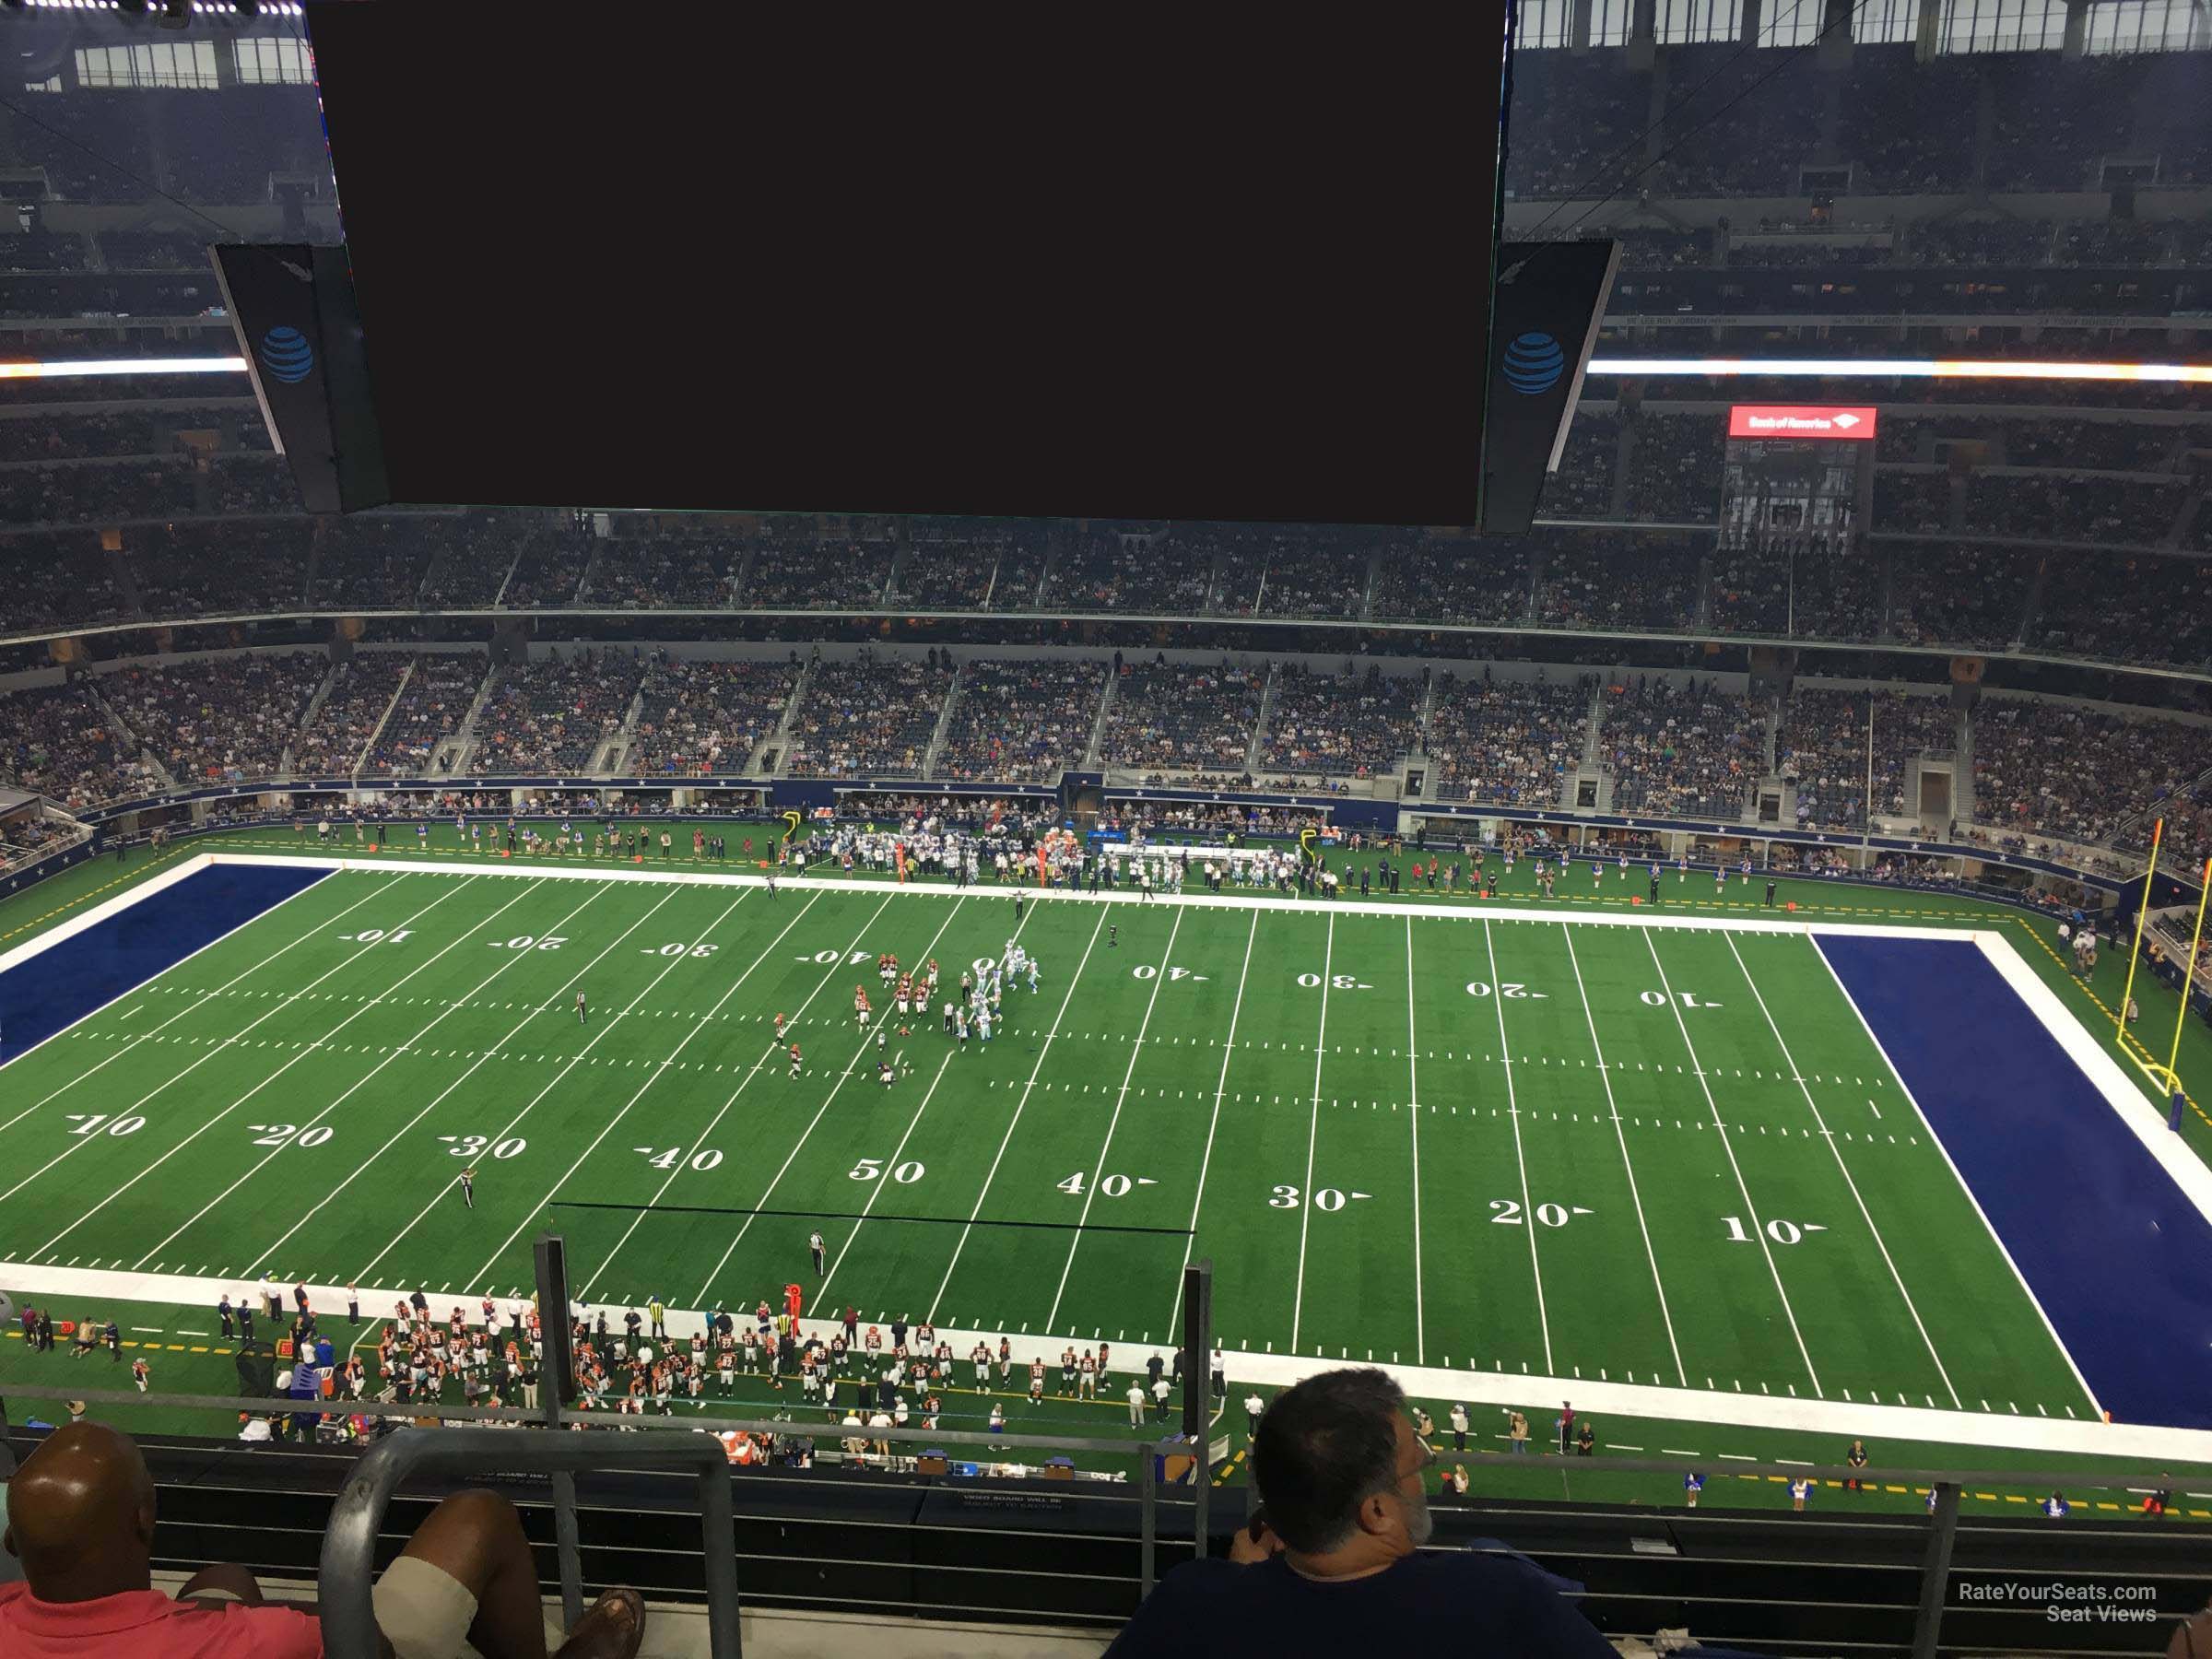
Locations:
1109;1368;1612;1653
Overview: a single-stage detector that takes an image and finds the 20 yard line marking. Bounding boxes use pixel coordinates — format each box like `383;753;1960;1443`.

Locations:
1404;917;1426;1366
925;905;1111;1324
1483;919;1552;1374
1289;916;1335;1354
1044;906;1183;1331
1169;911;1259;1335
1562;924;1683;1385
1723;932;1959;1408
1641;928;1822;1397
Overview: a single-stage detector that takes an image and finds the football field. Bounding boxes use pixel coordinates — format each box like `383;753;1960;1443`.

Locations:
1;852;2196;1445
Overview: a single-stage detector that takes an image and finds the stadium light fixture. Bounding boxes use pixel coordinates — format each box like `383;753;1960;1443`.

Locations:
0;356;247;379
1587;357;2212;383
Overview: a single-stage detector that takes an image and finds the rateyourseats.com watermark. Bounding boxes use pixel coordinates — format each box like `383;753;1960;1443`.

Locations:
1959;1581;2163;1625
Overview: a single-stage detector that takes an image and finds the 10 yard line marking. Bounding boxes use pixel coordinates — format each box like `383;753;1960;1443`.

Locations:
925;904;1111;1324
1641;928;1823;1396
1045;906;1184;1331
1483;918;1552;1375
686;891;982;1305
1170;911;1259;1335
0;875;394;1135
1562;923;1684;1385
1404;917;1426;1367
1289;916;1334;1353
247;882;666;1275
7;875;494;1247
1724;932;1959;1408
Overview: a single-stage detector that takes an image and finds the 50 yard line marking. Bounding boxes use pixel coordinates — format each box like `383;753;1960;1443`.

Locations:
1724;932;1959;1407
1482;918;1553;1374
1168;910;1258;1335
1404;916;1425;1366
1562;923;1683;1385
925;904;1111;1324
1044;906;1183;1331
1641;927;1822;1396
1288;915;1334;1354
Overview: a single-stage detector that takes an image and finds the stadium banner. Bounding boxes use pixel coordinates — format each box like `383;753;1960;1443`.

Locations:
1726;405;1880;440
1480;240;1620;535
209;243;390;514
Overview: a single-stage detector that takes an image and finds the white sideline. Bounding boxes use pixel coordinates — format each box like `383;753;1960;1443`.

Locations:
5;1257;2211;1467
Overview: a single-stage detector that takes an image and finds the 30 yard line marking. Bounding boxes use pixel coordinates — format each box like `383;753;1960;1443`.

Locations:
686;891;979;1305
0;873;392;1135
6;875;496;1249
1562;924;1683;1385
1483;918;1552;1374
1169;910;1259;1335
1044;906;1184;1331
1404;917;1426;1367
1289;916;1335;1354
1641;928;1822;1396
925;904;1112;1324
466;885;768;1286
248;882;673;1274
1723;932;1959;1408
135;878;574;1267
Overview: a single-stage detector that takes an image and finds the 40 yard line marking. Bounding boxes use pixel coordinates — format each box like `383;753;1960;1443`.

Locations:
1044;906;1184;1331
1562;923;1683;1385
1483;918;1552;1375
6;875;497;1253
1169;910;1259;1335
1724;932;1959;1408
1289;915;1335;1354
1642;928;1823;1397
925;904;1112;1324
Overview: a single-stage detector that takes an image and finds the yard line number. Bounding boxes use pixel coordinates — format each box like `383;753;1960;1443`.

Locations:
249;1123;334;1148
1490;1199;1594;1227
1466;981;1547;999
1269;1184;1370;1211
1297;973;1372;990
65;1113;144;1137
1057;1172;1157;1196
849;1157;924;1184
439;1134;527;1159
643;942;718;958
1722;1215;1825;1244
635;1146;723;1171
1641;989;1720;1007
488;935;567;951
340;928;412;944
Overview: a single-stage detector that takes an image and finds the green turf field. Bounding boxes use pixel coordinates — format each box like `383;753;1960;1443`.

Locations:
0;844;2115;1442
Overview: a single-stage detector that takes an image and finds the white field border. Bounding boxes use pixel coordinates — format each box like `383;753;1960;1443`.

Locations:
6;852;2212;1461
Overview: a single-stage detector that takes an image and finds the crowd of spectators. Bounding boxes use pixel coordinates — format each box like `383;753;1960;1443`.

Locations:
0;679;157;807
469;651;645;774
1256;664;1425;779
129;521;310;619
1874;471;1952;535
1534;532;1704;632
1043;526;1214;614
1600;677;1765;820
1884;542;2035;649
933;658;1106;782
1777;687;1957;830
888;521;1052;611
745;532;892;609
628;656;800;776
579;534;735;609
288;650;405;778
0;534;131;635
1544;410;1620;519
1099;660;1265;774
783;652;956;778
364;653;490;776
104;651;327;785
498;529;594;609
2032;549;2212;672
1622;413;1723;523
1370;535;1535;626
1971;696;2208;849
1425;672;1593;808
1972;474;2189;544
1217;528;1381;620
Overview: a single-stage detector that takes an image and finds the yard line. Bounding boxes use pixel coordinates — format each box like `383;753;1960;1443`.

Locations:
1289;915;1335;1354
354;887;752;1284
135;877;581;1267
575;888;883;1300
0;875;396;1137
1805;930;2103;1419
1404;917;1426;1366
465;887;773;1286
683;892;969;1306
243;881;666;1272
1167;910;1259;1335
1043;907;1184;1331
1561;924;1685;1385
1482;919;1553;1375
1722;933;1959;1407
1640;928;1822;1396
3;875;492;1233
816;1048;959;1300
924;905;1111;1324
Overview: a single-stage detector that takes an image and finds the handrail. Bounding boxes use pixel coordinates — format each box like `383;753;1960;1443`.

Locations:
316;1426;742;1659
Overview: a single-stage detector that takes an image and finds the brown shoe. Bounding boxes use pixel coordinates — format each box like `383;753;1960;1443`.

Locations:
553;1587;644;1659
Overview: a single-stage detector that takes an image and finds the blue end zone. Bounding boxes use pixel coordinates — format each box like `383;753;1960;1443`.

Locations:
0;863;331;1068
1818;934;2212;1430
